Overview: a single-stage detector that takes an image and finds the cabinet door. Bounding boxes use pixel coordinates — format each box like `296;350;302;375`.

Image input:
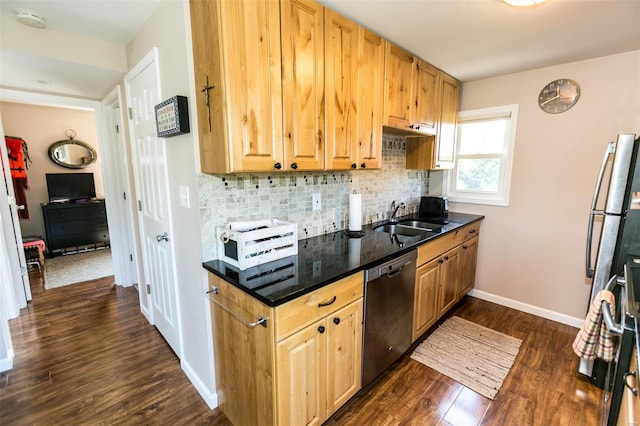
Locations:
413;60;439;134
216;0;284;172
281;0;325;171
459;236;479;298
326;299;363;416
277;318;327;426
412;257;440;343
356;29;385;170
435;72;460;169
325;10;359;170
439;245;462;316
383;43;414;131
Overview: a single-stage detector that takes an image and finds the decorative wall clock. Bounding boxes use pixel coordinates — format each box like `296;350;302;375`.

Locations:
538;79;581;114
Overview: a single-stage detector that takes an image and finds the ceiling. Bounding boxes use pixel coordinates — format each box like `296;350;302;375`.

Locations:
0;0;639;100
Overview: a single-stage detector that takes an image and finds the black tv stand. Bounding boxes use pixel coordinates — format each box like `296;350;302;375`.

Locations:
41;199;110;257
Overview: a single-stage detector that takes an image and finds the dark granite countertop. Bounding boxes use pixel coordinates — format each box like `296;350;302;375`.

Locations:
202;212;484;307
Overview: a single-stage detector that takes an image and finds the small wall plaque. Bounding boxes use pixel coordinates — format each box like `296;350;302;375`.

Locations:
155;96;190;137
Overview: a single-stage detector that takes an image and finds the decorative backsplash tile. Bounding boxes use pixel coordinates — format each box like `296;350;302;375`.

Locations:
198;134;431;260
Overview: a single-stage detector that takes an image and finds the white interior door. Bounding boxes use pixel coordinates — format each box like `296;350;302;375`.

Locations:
0;118;30;314
125;48;181;356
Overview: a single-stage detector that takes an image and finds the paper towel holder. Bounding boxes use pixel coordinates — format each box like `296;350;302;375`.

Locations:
345;229;365;238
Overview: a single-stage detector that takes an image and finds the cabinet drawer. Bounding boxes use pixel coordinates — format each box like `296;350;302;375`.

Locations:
417;231;458;266
45;206;107;223
460;222;480;244
417;222;481;266
274;272;364;341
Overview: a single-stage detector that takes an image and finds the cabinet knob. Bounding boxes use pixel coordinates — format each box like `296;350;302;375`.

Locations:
469;229;476;234
274;162;282;170
333;317;340;325
318;326;325;334
409;124;414;129
351;163;357;169
291;163;298;170
463;245;468;250
444;256;449;261
415;126;421;130
360;163;366;169
438;259;444;264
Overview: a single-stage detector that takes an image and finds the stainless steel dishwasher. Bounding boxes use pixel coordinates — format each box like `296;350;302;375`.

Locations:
362;250;417;387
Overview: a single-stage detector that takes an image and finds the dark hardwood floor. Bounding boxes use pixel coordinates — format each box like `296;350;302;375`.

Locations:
1;270;602;425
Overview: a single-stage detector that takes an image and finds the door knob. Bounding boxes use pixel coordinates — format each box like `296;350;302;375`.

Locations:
156;232;169;242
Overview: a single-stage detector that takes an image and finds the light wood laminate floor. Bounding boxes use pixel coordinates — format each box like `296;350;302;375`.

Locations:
0;271;601;425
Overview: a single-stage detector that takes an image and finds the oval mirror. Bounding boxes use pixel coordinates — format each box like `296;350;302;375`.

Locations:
48;139;97;169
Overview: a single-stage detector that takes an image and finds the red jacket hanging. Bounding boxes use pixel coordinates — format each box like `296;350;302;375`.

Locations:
5;136;27;179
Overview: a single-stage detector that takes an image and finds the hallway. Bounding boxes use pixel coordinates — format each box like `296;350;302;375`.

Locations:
0;273;224;424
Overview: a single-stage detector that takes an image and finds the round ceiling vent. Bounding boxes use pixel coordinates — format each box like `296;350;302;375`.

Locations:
15;9;46;29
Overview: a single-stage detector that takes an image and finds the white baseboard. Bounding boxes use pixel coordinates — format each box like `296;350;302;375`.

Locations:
0;348;14;372
181;359;218;409
469;289;585;329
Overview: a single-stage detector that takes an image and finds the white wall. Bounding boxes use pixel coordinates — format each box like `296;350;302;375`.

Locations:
443;50;640;322
125;0;215;408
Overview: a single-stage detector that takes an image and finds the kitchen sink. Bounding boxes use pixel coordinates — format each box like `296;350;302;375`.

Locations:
373;224;428;236
397;220;443;233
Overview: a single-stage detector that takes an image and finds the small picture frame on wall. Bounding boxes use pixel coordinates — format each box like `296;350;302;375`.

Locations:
155;95;190;137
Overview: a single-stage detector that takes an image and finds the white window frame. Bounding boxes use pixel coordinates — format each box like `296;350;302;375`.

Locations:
446;104;518;207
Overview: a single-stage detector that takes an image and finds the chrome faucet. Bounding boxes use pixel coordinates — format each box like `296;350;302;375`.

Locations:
389;201;406;223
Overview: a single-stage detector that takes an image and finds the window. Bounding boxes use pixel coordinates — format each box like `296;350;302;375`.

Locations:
446;104;518;206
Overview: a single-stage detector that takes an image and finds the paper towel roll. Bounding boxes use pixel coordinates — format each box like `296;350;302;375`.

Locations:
349;193;362;232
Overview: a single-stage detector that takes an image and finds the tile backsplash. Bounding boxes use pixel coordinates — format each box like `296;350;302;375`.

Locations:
198;134;431;260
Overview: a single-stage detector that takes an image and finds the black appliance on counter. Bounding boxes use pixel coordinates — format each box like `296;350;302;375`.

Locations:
418;196;449;224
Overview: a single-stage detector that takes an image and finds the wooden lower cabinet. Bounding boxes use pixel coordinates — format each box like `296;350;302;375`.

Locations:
412;258;440;342
437;245;462;316
459;236;479;298
412;222;481;343
208;272;364;426
277;299;363;424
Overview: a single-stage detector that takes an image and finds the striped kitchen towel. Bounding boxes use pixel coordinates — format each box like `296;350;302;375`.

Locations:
572;290;617;362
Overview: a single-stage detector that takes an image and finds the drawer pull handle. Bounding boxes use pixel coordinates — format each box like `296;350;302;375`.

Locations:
318;296;337;307
156;232;169;242
469;229;476;234
206;287;268;328
333;317;340;325
318;326;325;334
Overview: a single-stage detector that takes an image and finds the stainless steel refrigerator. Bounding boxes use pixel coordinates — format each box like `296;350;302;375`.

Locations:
579;133;640;383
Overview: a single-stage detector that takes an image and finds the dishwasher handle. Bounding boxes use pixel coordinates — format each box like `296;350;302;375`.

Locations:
386;261;411;278
366;251;417;282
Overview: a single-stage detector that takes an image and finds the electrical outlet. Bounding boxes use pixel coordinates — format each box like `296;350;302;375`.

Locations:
313;260;322;277
312;193;321;211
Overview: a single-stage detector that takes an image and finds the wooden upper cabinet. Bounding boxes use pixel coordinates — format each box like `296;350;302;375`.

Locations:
325;14;384;171
384;44;439;136
413;60;439;134
190;0;284;173
435;72;460;169
384;43;414;131
281;0;325;171
355;29;384;170
324;10;359;170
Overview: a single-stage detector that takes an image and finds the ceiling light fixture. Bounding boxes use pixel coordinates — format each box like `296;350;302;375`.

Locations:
501;0;547;7
15;9;46;29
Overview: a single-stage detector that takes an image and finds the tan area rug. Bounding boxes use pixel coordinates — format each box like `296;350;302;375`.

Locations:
410;316;522;400
44;249;114;290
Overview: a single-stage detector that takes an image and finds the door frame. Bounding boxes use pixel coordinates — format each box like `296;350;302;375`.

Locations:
0;88;136;293
100;86;140;288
